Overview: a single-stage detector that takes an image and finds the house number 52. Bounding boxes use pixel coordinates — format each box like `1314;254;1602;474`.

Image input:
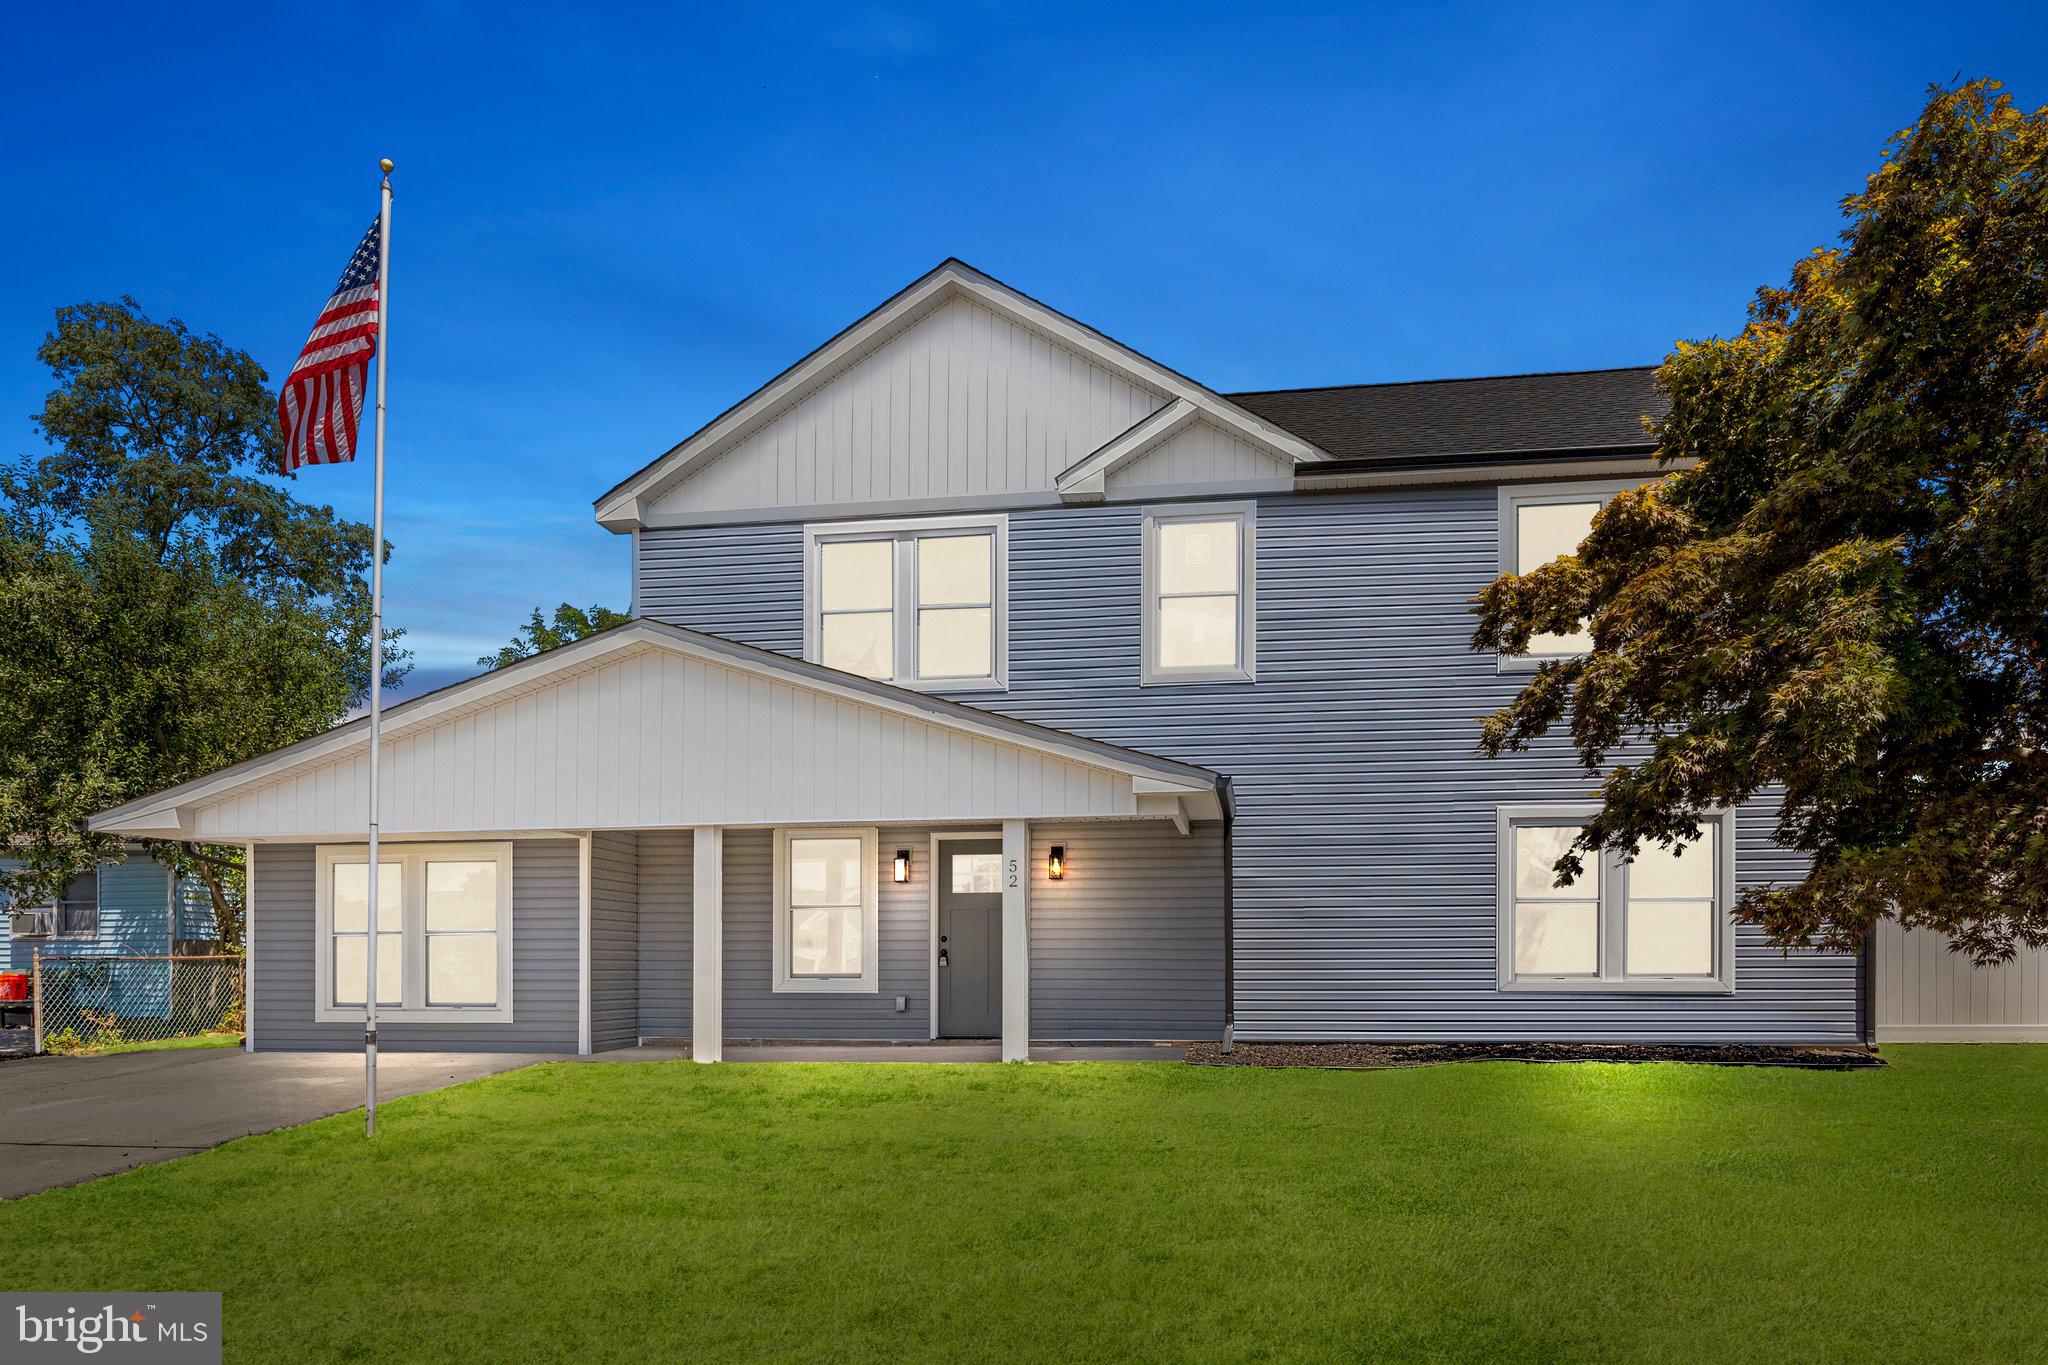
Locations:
1007;858;1020;889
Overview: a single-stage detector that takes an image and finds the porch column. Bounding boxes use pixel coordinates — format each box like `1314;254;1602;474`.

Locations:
692;826;723;1063
1001;820;1030;1062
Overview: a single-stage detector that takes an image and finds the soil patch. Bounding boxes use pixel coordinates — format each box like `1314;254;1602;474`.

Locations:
1185;1040;1885;1070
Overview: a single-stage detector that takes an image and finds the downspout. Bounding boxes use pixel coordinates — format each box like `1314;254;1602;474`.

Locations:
1857;930;1877;1051
1221;776;1236;1055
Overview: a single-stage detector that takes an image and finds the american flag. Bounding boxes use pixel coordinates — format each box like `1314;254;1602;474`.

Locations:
277;218;382;473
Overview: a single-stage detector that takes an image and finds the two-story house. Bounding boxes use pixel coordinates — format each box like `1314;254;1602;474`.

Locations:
88;261;1861;1057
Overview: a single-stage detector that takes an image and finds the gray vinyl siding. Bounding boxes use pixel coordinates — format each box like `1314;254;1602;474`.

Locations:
636;830;694;1038
639;485;1859;1044
249;840;580;1052
1029;822;1226;1040
588;832;639;1052
720;827;929;1040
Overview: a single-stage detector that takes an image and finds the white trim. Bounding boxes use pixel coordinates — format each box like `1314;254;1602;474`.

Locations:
1877;1024;2048;1042
87;620;1221;841
772;827;880;994
592;261;1330;530
802;514;1009;693
1494;804;1737;995
1495;478;1648;674
1141;502;1257;686
1000;820;1030;1061
312;841;516;1024
928;829;1002;1039
243;842;256;1053
692;827;724;1062
576;833;592;1056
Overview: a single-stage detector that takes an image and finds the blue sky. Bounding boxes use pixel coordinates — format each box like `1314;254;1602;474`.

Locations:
5;2;2043;695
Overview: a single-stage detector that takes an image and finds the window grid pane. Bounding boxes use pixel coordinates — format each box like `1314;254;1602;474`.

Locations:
1516;500;1601;656
916;534;992;607
819;539;894;610
917;606;992;679
1158;594;1239;670
821;610;894;679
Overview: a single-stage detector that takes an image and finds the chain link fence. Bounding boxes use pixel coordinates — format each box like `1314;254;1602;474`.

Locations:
30;952;245;1055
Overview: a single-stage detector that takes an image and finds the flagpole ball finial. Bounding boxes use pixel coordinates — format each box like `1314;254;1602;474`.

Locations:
379;157;394;174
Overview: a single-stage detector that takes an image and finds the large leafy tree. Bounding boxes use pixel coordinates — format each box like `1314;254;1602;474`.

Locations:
479;603;629;670
1472;80;2047;964
0;299;407;943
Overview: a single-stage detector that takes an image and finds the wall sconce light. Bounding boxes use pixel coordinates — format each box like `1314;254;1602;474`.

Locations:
892;849;910;883
1047;845;1065;880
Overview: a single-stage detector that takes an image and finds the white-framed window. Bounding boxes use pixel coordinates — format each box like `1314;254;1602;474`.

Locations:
772;828;880;993
51;870;100;937
1142;503;1255;685
803;515;1007;691
314;843;515;1022
1496;479;1642;670
1496;805;1735;994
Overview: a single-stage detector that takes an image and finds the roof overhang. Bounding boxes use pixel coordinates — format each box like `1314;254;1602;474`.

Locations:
1292;444;1682;491
592;260;1331;532
89;621;1227;842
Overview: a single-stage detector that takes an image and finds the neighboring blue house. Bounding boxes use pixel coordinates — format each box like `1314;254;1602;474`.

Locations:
90;261;1863;1058
2;850;216;1017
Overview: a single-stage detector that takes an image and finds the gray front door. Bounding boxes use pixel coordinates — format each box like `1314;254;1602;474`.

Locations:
938;840;1003;1038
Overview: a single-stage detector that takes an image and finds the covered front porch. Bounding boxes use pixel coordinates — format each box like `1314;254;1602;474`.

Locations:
89;621;1229;1059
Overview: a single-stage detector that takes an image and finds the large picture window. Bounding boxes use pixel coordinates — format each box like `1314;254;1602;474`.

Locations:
316;843;514;1022
1497;807;1734;993
1142;504;1255;684
772;828;879;994
805;516;1007;690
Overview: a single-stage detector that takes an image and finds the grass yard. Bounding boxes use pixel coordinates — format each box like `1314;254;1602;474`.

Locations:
3;1046;2045;1362
52;1031;244;1057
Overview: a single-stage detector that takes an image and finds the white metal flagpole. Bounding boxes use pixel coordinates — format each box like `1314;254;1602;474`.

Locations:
364;157;394;1137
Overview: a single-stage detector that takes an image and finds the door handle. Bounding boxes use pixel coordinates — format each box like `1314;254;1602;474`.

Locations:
938;935;948;968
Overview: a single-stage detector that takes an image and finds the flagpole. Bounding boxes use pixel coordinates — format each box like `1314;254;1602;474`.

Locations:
364;157;393;1138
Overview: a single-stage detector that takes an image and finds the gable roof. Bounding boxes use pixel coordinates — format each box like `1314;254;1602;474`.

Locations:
593;260;1331;530
88;620;1225;840
1228;366;1667;465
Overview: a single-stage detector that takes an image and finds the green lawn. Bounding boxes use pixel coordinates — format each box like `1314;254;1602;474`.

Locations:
51;1031;243;1057
4;1047;2045;1362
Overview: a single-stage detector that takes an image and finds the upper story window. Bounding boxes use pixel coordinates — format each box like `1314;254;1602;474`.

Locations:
1497;480;1638;669
804;516;1007;691
1142;504;1255;685
1496;806;1733;994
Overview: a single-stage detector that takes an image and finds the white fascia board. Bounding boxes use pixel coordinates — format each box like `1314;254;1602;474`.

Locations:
87;620;1223;837
594;260;1331;530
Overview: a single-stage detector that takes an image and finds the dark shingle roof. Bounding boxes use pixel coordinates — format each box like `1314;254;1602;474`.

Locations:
1227;366;1667;464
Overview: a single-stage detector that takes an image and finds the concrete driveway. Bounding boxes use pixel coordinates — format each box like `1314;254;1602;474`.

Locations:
0;1049;537;1198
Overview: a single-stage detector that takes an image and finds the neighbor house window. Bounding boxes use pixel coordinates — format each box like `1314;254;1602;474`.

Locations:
1497;807;1733;993
53;870;100;936
773;828;879;994
1498;481;1651;667
805;517;1006;690
316;843;514;1022
1143;504;1255;684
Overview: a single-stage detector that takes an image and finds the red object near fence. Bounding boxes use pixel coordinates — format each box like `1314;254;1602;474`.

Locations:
0;972;28;1002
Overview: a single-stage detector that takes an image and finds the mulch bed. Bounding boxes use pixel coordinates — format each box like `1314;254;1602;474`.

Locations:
1184;1040;1886;1071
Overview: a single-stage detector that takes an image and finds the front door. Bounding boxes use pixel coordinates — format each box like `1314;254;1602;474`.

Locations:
937;840;1003;1038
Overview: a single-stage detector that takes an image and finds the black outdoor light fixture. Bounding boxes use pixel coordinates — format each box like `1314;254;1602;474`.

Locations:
892;849;910;883
1048;845;1065;880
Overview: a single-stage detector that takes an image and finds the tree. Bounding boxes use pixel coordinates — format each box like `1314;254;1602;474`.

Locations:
479;603;630;669
1471;80;2047;964
0;299;407;943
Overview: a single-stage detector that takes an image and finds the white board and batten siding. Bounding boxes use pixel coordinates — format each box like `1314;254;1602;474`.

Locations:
186;644;1145;840
649;296;1168;519
1104;419;1291;496
1877;922;2048;1040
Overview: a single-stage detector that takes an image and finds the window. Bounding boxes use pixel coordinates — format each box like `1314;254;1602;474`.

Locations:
1497;481;1640;668
315;843;514;1021
1143;504;1255;684
773;828;879;993
1497;807;1733;993
53;870;100;936
805;516;1006;690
